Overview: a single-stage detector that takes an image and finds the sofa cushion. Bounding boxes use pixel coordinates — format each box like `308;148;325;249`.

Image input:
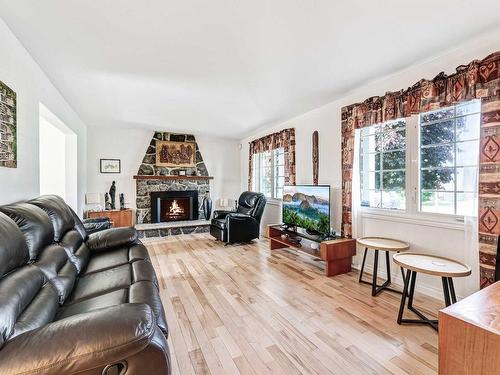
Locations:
59;228;90;273
0;203;54;261
29;195;75;242
57;289;128;320
0;266;59;345
36;244;78;304
82;243;150;275
68;264;132;303
0;212;29;277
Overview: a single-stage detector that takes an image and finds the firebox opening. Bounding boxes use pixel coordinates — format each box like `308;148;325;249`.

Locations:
151;190;199;223
160;198;190;221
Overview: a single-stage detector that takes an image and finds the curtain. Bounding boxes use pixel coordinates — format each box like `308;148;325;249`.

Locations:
479;93;500;288
341;51;500;288
248;128;296;190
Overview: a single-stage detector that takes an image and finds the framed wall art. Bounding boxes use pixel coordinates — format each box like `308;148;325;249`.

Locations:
100;158;121;173
155;140;196;168
0;80;17;168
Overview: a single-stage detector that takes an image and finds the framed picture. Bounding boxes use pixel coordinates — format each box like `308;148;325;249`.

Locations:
156;140;196;168
100;159;121;174
0;80;17;168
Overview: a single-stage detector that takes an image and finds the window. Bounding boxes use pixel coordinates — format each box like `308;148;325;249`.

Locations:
419;100;480;215
252;147;285;199
360;119;406;209
358;100;480;217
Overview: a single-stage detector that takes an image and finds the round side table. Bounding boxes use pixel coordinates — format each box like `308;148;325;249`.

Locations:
393;252;471;331
356;237;410;296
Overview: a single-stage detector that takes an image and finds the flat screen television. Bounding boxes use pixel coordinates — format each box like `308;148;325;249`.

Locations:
282;185;330;235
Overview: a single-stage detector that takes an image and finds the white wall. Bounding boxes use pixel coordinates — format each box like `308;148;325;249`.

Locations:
0;18;87;212
39;118;66;199
86;126;241;220
240;27;500;299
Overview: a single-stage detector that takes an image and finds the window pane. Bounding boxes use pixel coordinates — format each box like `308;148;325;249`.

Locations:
275;148;285;165
360;153;380;171
421;168;454;191
382;171;405;190
456;114;480;141
378;129;406;151
456;167;478;192
276;176;285;189
420;120;455;145
360;135;378;154
421;192;455;215
360;125;379;137
277;165;285;176
456;100;481;116
456;140;479;166
382;190;405;210
360;171;380;190
421;107;455;124
361;190;381;208
457;193;476;216
381;120;406;132
421;145;454;168
382;150;405;170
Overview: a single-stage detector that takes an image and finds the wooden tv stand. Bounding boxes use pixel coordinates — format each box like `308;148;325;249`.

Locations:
267;225;356;277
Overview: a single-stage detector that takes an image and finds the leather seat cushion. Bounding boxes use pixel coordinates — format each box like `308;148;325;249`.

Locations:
82;244;150;276
69;264;132;303
58;282;168;336
57;289;128;320
211;218;226;230
69;260;158;303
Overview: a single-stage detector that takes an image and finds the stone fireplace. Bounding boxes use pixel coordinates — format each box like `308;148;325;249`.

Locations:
135;132;212;236
150;190;199;223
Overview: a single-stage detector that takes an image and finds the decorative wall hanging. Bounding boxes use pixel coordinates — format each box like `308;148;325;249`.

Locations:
100;159;121;173
340;50;500;288
0;80;17;168
156;140;196;168
312;130;319;185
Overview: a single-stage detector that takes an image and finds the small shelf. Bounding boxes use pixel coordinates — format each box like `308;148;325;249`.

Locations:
133;175;213;180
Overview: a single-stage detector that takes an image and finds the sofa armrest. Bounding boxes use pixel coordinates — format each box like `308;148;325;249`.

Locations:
83;217;111;224
226;212;257;224
87;227;138;251
0;304;156;375
213;210;235;219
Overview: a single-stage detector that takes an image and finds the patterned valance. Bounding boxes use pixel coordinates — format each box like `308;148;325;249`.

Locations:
248;128;296;190
341;51;500;288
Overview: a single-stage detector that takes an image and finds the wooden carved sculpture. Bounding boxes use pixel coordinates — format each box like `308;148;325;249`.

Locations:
312;130;319;185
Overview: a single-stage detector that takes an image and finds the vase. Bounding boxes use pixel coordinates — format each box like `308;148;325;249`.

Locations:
202;194;212;220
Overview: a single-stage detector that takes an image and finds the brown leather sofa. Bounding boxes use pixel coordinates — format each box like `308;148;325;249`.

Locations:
0;195;171;375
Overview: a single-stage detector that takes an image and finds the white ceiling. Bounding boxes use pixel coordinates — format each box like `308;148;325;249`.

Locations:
1;1;500;139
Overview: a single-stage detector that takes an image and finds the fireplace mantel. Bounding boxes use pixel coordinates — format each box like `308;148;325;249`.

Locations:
133;175;213;181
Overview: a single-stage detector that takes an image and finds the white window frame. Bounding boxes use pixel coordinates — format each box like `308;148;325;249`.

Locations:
360;101;480;229
252;147;285;200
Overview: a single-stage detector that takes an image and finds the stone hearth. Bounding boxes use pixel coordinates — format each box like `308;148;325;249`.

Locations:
136;219;210;238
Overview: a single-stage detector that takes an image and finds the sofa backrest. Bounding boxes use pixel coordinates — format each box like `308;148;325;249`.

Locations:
29;195;75;242
0;212;59;348
237;191;267;222
30;195;90;273
0;202;78;304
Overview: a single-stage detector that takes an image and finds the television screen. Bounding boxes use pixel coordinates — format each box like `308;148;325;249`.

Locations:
282;185;330;235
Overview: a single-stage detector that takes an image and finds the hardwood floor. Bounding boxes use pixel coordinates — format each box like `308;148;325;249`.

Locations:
144;233;442;375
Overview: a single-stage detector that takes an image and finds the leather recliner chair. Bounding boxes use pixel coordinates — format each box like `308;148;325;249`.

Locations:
210;191;267;244
0;195;171;375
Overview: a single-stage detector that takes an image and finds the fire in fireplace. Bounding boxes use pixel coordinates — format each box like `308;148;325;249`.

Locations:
151;191;199;223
